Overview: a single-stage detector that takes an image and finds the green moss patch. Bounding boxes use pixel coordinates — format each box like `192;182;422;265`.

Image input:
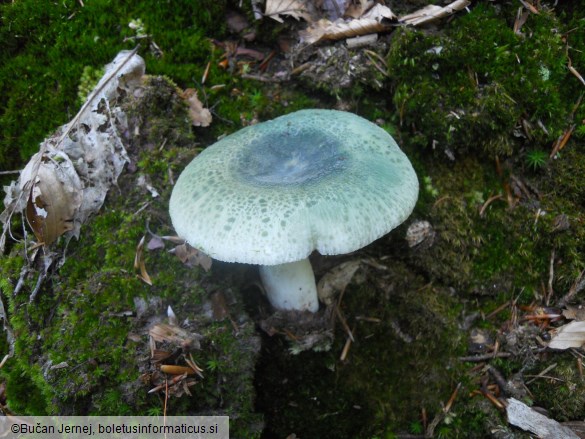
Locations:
386;3;577;158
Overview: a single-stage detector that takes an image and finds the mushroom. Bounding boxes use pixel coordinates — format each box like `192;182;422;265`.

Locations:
169;109;418;312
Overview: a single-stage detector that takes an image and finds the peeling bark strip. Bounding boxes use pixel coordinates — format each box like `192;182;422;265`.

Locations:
506;398;580;439
1;49;145;250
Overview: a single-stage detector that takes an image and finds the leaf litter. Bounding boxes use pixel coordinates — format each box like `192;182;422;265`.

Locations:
262;0;470;44
1;49;145;251
146;307;204;397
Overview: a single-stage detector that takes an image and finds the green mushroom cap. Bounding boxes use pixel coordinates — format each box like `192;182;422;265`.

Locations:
169;109;419;265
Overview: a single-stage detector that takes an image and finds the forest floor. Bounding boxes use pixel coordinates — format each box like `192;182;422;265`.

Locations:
1;1;585;438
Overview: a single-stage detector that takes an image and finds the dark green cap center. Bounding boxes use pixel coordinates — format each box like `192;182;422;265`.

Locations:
234;128;348;186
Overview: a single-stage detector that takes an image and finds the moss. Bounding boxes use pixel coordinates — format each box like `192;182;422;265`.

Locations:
404;146;584;298
0;78;262;436
0;0;228;174
77;66;105;105
528;354;585;421
386;3;573;158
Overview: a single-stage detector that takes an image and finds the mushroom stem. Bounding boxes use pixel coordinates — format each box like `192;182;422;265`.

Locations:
259;258;319;312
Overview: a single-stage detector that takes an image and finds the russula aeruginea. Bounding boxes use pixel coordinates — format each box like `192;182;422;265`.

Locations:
169;109;418;312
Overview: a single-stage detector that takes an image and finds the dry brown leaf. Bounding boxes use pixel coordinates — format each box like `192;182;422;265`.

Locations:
172;243;212;272
547;321;585;350
400;0;470;26
20;152;82;246
182;88;212;127
300;3;395;45
134;235;152;285
265;0;312;23
149;323;185;343
562;305;585;321
317;260;361;306
149;323;201;349
344;0;374;19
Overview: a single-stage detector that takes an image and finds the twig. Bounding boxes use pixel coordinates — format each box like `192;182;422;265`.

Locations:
487;365;514;397
201;61;211;85
364;49;388;77
241;73;285;83
575;354;583;378
444;382;461;412
570;93;583;119
339;330;353;361
479;194;503;217
558;269;585;307
355;316;381;323
334;305;354;342
549;124;575;159
459;352;512;362
482;389;506;410
568;65;585;86
486;300;511;319
29;250;53;302
432;195;451;209
426;382;461;438
546;248;555;306
164;376;169;417
519;0;539;14
526;363;558;385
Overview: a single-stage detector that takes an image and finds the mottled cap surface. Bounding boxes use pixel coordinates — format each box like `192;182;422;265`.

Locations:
169;109;419;265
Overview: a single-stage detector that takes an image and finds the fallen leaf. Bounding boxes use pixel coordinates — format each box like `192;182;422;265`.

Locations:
149;323;201;349
134;236;152;285
300;3;395;45
147;236;165;251
344;0;374;19
563;305;585;321
547;321;585;350
400;0;470;26
317;260;361;306
172;243;212;272
265;0;313;23
182;88;212;127
20;153;82;246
